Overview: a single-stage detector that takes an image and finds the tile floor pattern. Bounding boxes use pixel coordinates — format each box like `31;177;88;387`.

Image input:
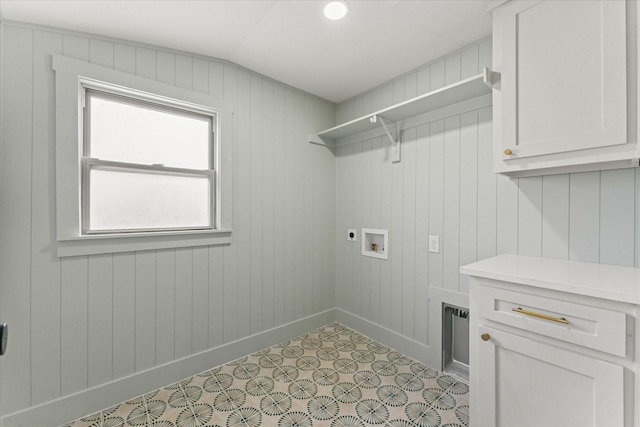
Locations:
65;323;469;427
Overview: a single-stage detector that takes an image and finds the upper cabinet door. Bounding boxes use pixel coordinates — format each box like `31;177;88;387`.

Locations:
493;0;631;175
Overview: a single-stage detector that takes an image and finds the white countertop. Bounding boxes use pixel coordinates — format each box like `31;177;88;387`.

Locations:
460;254;640;305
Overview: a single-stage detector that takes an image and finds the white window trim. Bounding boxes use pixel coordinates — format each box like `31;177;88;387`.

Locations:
53;54;233;257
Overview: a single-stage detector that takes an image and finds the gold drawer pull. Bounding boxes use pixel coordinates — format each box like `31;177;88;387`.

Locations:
481;333;490;341
512;307;569;324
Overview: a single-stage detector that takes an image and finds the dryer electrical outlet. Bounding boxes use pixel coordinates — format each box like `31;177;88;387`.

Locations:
347;229;357;241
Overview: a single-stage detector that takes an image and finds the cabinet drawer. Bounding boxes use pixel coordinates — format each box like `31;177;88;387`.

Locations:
478;286;627;357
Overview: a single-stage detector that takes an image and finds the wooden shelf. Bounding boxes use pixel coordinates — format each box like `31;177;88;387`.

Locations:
309;68;493;147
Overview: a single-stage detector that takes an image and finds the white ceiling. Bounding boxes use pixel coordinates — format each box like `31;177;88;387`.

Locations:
0;0;492;103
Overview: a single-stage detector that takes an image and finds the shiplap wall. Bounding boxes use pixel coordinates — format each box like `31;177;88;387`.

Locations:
334;37;639;350
0;22;335;417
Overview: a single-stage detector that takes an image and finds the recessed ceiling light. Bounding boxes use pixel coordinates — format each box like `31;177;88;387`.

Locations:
324;1;349;20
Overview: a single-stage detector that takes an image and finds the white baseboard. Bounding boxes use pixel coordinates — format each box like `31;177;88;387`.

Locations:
334;309;431;366
3;309;335;427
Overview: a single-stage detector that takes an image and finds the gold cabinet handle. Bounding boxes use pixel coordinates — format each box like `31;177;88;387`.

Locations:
504;148;512;155
481;333;490;341
512;307;569;324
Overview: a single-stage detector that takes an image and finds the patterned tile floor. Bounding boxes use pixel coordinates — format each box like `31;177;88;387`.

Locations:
65;323;469;427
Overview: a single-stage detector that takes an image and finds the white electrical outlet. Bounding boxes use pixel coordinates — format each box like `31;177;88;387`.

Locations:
428;235;440;253
347;229;357;241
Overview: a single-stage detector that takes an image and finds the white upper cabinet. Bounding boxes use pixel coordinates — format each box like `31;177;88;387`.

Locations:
492;0;638;176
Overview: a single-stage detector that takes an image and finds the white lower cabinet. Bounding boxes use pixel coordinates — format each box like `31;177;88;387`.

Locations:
462;255;640;427
477;325;624;427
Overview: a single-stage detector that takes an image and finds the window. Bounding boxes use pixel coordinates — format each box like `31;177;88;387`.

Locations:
82;87;216;234
53;54;233;257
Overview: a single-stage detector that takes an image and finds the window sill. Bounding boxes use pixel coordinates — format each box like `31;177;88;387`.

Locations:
57;229;233;258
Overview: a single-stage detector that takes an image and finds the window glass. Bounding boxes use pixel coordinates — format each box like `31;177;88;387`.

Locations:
87;91;212;169
88;168;212;231
83;87;216;234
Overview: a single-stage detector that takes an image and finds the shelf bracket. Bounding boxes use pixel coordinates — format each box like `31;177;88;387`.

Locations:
308;133;329;146
370;115;401;162
482;67;499;89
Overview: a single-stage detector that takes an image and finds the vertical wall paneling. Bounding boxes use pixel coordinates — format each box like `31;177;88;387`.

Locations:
1;23;337;422
475;107;496;262
404;72;417;100
600;169;635;266
174;248;193;359
361;92;373;117
222;64;239;343
316;100;328;313
541;174;570;260
478;38;492;71
235;70;252;337
350;142;363;317
249;74;264;334
303;97;314;318
458;111;478;293
88;255;113;387
273;84;286;327
379;137;392;329
369;138;383;325
293;92;306;319
569;172;601;263
443;117;461;293
89;38;114;68
371;87;383;115
461;44;480;78
113;43;136;74
401;128;417;337
334;144;348;312
343;143;356;314
392;78;405;105
496;175;519;255
191;247;209;354
430;60;445;91
134;251;157;372
321;138;335;313
60;31;91;399
262;79;275;330
416;67;431;98
175;55;193;91
351;96;364;121
62;34;89;60
156;51;175;85
517;177;543;257
60;257;89;395
304;94;318;317
445;53;461;86
30;30;63;406
283;88;296;324
389;141;404;332
155;250;176;365
112;253;136;379
207;246;224;349
208;61;224;99
135;47;156;80
428;121;445;291
382;83;393;111
191;246;209;353
192;58;209;94
360;140;373;321
414;124;430;344
1;25;34;414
